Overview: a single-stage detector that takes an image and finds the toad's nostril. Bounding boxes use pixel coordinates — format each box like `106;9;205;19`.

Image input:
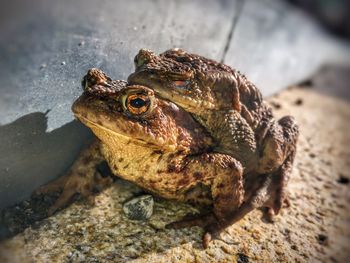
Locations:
135;57;146;68
81;76;88;90
134;49;154;68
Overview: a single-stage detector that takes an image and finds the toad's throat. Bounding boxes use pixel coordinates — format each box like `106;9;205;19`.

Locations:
74;114;157;148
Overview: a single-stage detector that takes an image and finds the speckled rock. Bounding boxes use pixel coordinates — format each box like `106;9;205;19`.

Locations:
0;66;349;262
123;195;154;221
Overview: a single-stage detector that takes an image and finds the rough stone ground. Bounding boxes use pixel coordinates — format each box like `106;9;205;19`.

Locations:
0;66;349;262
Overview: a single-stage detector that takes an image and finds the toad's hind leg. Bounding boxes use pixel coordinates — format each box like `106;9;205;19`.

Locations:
35;140;113;215
263;116;299;220
166;153;244;248
230;148;296;226
225;116;299;223
263;148;296;221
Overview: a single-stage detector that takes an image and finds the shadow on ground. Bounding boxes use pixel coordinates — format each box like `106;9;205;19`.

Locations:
0;112;93;237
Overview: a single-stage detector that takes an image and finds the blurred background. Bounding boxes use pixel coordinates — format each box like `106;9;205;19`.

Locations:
0;0;349;211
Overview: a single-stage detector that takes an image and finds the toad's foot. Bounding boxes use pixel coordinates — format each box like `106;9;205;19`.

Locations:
264;195;291;222
166;214;228;249
36;169;112;216
166;213;216;229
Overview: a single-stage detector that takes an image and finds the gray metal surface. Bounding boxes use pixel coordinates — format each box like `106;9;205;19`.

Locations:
0;0;348;209
0;0;237;209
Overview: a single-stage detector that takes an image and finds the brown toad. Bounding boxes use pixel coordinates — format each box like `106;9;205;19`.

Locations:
128;48;299;235
38;47;299;248
37;69;240;247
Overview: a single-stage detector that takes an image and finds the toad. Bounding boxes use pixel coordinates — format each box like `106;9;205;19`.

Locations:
127;48;299;239
38;48;299;248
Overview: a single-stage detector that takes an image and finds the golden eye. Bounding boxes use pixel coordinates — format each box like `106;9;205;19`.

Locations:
125;94;151;115
173;80;190;90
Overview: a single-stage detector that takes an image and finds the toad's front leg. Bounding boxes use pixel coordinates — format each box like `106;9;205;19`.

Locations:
34;140;113;215
166;153;244;248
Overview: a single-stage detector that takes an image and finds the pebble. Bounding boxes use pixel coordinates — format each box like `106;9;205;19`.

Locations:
337;174;349;185
271;101;281;109
123;195;154;220
317;234;329;245
295;98;303;105
237;253;250;263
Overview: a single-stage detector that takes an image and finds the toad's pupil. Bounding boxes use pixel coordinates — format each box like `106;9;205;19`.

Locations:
130;98;146;108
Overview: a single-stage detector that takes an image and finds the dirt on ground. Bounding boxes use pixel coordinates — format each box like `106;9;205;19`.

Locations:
0;65;349;263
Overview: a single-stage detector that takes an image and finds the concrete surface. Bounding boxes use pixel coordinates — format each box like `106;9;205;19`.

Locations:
0;65;349;263
0;0;349;209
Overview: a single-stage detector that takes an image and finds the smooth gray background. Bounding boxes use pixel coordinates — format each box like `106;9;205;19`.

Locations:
0;0;349;209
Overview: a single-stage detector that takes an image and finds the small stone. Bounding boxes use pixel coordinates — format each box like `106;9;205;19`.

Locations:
271;101;281;109
76;244;91;253
295;98;303;105
78;41;85;46
291;244;298;251
309;153;316;158
69;250;85;261
237;253;250;263
39;63;46;69
61;61;66;65
337;174;349;185
123;195;154;220
317;234;328;245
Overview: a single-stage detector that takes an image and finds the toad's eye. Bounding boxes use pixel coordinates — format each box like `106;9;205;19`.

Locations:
173;80;190;90
130;97;146;108
123;94;152;115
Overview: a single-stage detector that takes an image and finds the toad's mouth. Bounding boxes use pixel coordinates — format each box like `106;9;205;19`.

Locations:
74;113;166;150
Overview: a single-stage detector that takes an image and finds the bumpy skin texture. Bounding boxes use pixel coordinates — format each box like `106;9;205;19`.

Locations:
127;49;299;242
128;49;298;172
38;49;299;248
